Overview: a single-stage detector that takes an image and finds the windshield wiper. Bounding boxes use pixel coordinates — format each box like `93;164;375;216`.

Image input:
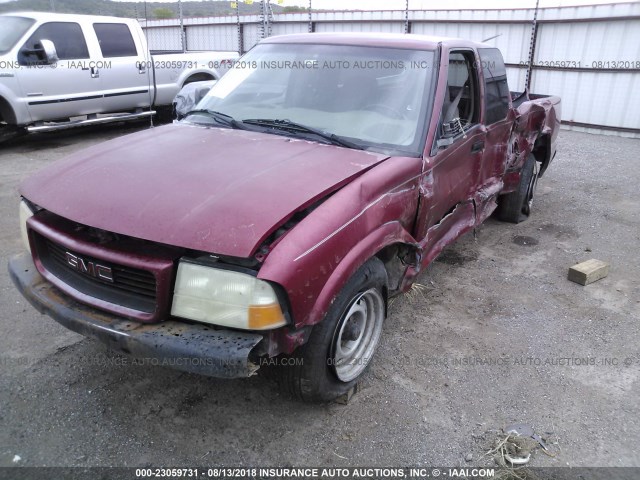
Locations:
241;118;363;150
184;109;245;129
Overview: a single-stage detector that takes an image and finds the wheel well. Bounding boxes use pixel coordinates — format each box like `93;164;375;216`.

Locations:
532;134;551;176
375;243;418;296
0;96;17;125
183;73;215;86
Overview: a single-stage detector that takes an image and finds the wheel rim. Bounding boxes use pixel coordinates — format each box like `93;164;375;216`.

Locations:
522;161;539;216
331;288;385;382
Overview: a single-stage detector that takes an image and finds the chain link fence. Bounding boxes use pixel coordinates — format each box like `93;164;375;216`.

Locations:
139;0;312;54
136;0;640;136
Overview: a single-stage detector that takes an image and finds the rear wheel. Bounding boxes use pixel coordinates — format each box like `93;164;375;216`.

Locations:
496;153;539;223
272;257;387;402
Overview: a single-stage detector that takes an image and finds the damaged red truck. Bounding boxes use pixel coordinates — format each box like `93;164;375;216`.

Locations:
9;33;561;402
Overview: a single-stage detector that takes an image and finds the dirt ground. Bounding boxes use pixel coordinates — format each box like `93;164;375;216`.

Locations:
0;123;638;470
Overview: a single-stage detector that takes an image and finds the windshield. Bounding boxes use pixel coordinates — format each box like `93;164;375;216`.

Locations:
0;17;35;55
193;43;436;156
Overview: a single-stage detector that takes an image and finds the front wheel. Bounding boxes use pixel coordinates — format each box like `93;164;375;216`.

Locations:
272;257;388;402
0;124;26;144
496;153;539;223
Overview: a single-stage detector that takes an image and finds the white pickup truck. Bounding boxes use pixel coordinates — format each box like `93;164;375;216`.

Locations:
0;12;237;137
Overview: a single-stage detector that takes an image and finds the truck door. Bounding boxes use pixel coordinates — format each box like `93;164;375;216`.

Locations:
15;21;103;123
91;22;152;113
415;49;486;242
477;48;513;186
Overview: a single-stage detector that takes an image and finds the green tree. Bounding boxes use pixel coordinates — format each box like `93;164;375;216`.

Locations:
282;6;307;13
153;7;175;19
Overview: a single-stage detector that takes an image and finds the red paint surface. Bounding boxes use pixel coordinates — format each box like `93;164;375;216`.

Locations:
21;123;389;258
18;34;562;355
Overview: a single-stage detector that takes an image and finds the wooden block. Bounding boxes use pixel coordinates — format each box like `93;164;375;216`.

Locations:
568;259;609;286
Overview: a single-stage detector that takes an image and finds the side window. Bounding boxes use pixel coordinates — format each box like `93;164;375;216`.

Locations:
440;51;480;139
93;23;138;58
478;48;510;124
19;22;89;64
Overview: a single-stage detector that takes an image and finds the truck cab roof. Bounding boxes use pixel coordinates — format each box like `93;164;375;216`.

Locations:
1;11;139;24
262;32;492;51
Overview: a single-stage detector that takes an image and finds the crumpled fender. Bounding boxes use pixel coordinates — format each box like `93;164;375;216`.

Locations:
304;221;418;326
258;156;423;335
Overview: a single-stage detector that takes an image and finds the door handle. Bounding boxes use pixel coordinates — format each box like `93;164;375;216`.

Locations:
90;66;99;78
471;140;485;153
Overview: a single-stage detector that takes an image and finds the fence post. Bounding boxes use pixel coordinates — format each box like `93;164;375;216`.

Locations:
404;0;410;34
259;0;268;39
236;1;243;54
178;0;186;52
525;0;540;91
258;0;274;39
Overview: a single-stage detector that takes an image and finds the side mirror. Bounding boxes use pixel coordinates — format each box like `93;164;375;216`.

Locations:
40;39;59;64
436;136;455;149
437;118;465;148
22;39;58;65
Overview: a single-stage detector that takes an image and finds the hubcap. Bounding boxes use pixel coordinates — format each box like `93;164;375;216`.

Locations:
332;288;385;382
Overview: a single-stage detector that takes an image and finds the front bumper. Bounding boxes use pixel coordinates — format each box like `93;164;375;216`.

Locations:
8;253;265;379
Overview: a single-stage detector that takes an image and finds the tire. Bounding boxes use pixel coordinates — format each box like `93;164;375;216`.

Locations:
496;153;539;223
271;257;388;403
0;124;26;144
154;106;175;124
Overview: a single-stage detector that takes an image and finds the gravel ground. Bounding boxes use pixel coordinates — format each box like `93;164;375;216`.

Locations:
0;124;638;470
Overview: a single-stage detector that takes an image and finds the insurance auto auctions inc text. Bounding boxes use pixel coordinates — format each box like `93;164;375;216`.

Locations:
198;467;496;479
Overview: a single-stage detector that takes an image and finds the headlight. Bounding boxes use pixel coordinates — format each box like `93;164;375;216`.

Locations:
171;261;287;330
19;200;34;252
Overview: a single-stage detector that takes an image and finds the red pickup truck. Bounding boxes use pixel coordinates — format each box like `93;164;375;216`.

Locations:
9;33;561;402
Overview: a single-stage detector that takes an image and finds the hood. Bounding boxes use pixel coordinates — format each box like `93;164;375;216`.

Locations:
21;123;389;257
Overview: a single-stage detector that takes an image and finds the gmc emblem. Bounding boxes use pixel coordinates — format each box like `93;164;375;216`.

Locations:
65;252;114;283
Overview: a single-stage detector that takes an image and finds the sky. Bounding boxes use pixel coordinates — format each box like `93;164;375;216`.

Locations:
0;0;626;8
103;0;626;9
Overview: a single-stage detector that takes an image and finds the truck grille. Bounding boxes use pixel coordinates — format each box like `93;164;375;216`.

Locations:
35;234;157;314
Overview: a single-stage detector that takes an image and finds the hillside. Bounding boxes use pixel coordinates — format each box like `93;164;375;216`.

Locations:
0;0;292;18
